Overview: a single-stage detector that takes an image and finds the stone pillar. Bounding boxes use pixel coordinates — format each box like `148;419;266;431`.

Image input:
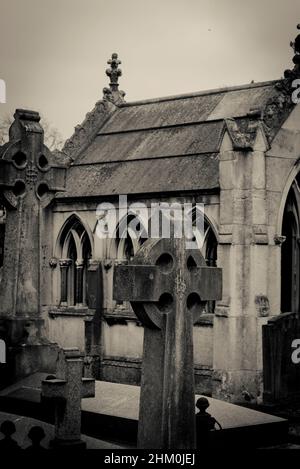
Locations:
59;259;72;306
75;259;84;306
213;123;270;403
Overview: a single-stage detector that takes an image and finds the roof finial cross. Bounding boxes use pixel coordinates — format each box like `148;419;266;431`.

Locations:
284;24;300;80
106;53;122;92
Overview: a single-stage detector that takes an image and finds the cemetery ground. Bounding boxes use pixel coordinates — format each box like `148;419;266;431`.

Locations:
0;238;299;451
0;373;298;450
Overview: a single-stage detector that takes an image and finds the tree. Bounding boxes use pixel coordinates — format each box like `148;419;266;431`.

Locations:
0;114;64;150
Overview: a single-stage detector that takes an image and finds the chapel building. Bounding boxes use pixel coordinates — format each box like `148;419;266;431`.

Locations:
1;29;300;403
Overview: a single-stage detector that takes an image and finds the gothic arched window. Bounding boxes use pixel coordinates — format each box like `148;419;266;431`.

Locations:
114;215;147;311
281;182;300;313
59;217;92;307
116;214;147;262
191;208;218;314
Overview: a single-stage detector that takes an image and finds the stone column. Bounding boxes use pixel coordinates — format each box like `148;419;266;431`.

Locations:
213;123;270;403
59;259;72;306
75;259;84;306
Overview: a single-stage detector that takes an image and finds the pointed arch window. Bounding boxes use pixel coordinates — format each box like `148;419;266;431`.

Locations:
116;214;147;262
59;217;92;307
191;208;218;314
281;182;300;313
114;215;147;311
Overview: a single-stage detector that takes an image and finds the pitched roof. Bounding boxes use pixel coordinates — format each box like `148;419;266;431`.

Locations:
57;80;281;199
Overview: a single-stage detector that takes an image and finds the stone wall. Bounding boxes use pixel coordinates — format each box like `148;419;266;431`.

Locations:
45;194;219;392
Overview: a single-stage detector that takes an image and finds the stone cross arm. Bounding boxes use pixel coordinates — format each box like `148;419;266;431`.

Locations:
114;264;222;303
0;158;65;193
41;378;67;402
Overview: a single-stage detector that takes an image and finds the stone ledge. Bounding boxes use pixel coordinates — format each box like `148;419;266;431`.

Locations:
48;307;94;318
194;313;214;326
104;310;141;326
102;356;142;368
194;365;213;375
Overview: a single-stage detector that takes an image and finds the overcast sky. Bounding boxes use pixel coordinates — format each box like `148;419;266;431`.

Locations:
0;0;299;140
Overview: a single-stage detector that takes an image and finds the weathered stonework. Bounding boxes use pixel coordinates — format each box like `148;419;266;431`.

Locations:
0;110;66;384
61;99;116;162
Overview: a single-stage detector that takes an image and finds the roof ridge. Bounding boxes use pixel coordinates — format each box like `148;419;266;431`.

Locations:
119;80;279;107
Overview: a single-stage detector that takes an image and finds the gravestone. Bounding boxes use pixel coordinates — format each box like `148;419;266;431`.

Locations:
41;347;95;448
263;312;300;403
114;237;222;449
0;109;66;383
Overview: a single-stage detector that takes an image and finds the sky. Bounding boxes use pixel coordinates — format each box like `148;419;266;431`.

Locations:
0;0;299;140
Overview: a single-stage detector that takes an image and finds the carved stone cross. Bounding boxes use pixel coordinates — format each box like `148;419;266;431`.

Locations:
41;348;95;448
0;109;66;318
114;237;222;449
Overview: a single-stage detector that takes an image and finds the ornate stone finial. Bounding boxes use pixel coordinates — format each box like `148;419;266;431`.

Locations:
103;53;126;105
106;53;122;92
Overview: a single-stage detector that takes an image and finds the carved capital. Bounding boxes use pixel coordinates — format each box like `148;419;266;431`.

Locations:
274;235;286;246
59;259;72;268
104;259;113;271
49;257;58;268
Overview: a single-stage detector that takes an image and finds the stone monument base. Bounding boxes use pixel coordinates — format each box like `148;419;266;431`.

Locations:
0;318;59;389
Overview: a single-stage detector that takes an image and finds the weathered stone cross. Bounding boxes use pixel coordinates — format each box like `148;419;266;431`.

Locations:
0;109;66;318
114;236;222;449
41;348;95;448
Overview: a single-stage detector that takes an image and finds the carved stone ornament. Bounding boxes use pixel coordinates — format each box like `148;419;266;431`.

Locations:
49;257;58;268
274;235;286;246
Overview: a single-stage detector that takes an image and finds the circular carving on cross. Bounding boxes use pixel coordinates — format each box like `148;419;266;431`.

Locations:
12;180;26;197
12;151;27;169
158;292;174;313
38;154;49;171
36;182;49;199
186;292;205;315
155;252;174;274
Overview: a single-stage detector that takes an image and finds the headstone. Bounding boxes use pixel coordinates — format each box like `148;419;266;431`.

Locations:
41;347;95;449
114;237;222;449
0;109;66;383
263;312;300;403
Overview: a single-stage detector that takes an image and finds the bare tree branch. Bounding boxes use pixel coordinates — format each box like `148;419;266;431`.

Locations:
0;114;64;150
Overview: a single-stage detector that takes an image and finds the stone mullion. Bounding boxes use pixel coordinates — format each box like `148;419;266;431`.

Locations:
75;259;85;306
59;259;72;305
